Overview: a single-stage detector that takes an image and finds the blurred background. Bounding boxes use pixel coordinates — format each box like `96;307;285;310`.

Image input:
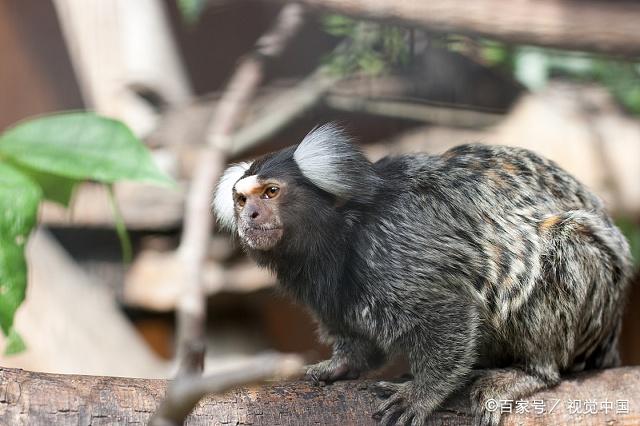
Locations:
0;0;639;379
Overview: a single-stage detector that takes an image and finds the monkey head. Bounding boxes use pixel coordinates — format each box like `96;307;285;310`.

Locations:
213;124;381;253
231;174;285;250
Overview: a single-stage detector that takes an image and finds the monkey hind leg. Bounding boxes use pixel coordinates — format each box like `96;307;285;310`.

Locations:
470;366;560;426
573;315;622;372
539;210;632;373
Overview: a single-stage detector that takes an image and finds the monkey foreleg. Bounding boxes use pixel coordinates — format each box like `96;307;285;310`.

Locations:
373;304;478;425
305;335;385;385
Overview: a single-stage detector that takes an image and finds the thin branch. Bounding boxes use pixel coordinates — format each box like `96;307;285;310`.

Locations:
172;0;306;377
207;3;305;150
175;147;221;375
229;69;340;156
228;23;381;157
325;95;503;128
149;353;304;426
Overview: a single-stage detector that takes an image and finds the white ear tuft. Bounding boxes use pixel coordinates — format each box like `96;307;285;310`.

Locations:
293;123;380;201
213;162;251;232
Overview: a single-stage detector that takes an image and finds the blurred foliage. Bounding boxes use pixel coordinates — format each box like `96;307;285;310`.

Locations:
0;112;172;354
0;163;40;355
617;218;640;268
322;15;640;114
176;0;208;24
590;61;640;115
475;42;640;115
323;14;355;37
322;15;410;76
480;41;516;70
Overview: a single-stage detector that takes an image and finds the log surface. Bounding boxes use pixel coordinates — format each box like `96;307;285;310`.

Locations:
0;366;638;425
280;0;640;55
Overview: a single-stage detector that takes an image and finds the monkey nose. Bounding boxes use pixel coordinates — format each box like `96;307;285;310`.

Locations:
246;206;260;220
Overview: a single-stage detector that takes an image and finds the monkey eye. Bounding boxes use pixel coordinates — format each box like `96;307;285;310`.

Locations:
263;186;280;199
236;194;247;207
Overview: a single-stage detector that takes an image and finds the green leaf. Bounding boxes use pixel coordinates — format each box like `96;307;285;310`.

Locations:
8;163;77;206
0;243;28;337
0;162;41;336
0;112;173;186
4;327;26;355
0;162;41;240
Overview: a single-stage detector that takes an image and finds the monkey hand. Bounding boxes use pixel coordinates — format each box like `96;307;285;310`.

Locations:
304;357;361;385
373;381;434;426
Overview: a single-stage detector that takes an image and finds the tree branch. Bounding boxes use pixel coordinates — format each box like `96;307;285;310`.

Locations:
149;353;303;426
325;95;503;129
1;366;638;425
206;3;305;150
229;68;340;156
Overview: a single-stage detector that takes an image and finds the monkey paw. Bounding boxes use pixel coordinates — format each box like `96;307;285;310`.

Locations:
473;407;502;426
470;391;504;426
372;381;432;426
304;358;360;385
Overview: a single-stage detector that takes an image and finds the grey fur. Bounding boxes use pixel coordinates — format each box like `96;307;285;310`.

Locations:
217;137;633;426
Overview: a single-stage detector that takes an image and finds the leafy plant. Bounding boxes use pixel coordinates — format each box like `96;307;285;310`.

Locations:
322;15;410;76
475;43;640;115
0;112;172;354
322;14;640;114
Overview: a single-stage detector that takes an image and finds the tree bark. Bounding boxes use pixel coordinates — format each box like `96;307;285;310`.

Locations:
273;0;640;56
0;366;638;425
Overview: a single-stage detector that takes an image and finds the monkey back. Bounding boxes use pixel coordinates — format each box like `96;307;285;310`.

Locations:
353;143;631;372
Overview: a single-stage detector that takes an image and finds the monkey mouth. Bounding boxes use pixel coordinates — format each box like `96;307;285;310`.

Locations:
240;226;284;250
246;225;283;235
249;225;281;231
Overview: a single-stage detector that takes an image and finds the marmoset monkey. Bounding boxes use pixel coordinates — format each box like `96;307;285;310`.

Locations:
213;124;632;425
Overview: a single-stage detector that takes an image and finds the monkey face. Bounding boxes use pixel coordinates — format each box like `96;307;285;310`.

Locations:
232;175;285;251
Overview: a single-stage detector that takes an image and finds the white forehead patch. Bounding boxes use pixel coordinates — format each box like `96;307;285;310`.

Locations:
213;162;252;232
234;175;260;195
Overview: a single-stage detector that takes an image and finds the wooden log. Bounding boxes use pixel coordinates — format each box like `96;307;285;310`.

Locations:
272;0;640;56
0;366;638;425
